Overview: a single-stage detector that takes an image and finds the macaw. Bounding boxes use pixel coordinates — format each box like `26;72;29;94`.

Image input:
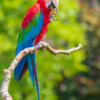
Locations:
14;0;59;100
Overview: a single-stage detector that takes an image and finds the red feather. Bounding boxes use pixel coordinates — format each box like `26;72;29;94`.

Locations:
22;3;40;28
18;62;28;82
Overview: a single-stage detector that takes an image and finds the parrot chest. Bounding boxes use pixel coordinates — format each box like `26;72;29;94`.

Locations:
43;13;50;25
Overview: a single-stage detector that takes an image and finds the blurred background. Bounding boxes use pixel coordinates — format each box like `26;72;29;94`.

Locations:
0;0;100;100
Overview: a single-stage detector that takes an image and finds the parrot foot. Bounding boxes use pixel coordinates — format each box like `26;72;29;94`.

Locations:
39;41;46;51
51;9;60;15
50;9;60;21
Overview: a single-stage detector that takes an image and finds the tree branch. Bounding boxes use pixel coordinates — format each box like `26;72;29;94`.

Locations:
0;42;83;100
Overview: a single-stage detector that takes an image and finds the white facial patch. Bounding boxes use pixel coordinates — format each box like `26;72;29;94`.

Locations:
44;0;51;8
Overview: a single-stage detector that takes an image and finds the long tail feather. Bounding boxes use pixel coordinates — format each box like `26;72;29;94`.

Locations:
14;55;27;81
27;54;35;86
32;53;40;100
18;62;28;82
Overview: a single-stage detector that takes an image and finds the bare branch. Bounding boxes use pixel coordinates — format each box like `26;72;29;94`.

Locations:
0;42;83;100
44;42;83;55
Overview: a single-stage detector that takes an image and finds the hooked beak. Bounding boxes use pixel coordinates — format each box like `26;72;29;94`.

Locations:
48;0;59;10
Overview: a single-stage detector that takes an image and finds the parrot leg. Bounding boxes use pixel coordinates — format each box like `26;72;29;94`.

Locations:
50;15;58;21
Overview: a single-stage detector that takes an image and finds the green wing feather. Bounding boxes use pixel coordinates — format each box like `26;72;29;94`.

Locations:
18;12;42;43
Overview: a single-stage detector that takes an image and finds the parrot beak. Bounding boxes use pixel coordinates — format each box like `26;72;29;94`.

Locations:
52;0;59;9
48;0;59;10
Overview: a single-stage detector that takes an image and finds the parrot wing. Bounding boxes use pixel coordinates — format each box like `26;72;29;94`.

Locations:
18;4;43;45
14;4;43;100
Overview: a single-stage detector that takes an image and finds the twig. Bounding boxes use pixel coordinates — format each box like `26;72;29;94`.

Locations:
0;42;83;100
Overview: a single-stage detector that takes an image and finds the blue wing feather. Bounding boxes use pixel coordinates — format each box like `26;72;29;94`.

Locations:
15;55;27;80
19;11;43;44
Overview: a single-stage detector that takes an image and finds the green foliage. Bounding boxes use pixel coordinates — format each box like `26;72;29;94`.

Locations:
0;0;88;100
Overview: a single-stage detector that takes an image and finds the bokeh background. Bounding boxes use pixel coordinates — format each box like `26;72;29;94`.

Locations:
0;0;100;100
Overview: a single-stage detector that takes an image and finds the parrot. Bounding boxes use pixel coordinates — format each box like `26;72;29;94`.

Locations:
14;0;59;100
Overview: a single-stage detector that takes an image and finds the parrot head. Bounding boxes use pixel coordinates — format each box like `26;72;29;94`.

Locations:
44;0;59;10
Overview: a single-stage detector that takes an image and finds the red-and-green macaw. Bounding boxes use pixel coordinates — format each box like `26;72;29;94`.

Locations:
14;0;59;100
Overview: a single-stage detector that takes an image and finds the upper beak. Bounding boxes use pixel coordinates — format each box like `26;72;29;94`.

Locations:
53;0;59;8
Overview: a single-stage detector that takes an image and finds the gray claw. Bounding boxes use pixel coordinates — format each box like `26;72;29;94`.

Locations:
52;17;58;21
56;9;60;12
39;41;46;50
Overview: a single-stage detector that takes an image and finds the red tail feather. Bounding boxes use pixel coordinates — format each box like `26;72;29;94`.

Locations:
18;62;28;82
